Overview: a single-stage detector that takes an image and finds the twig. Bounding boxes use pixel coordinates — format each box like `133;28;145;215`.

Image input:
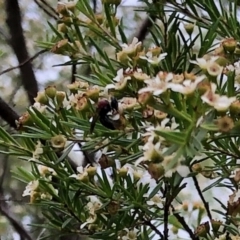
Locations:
5;0;40;104
190;167;212;221
0;155;32;240
0;49;47;76
33;0;58;20
144;219;164;239
40;0;58;16
0;206;33;240
0;97;20;129
163;182;169;240
134;0;157;42
71;63;77;83
0;156;8;191
171;205;199;240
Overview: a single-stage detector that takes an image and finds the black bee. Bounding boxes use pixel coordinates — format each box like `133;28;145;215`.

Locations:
90;97;120;133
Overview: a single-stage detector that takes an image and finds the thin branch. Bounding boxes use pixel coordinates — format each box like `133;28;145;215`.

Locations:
134;17;156;42
0;49;47;76
71;63;77;83
190;167;212;221
134;0;157;42
171;205;199;240
0;97;20;129
5;0;39;104
40;0;58;16
0;206;33;240
163;182;170;240
33;0;58;20
144;219;164;239
0;156;8;190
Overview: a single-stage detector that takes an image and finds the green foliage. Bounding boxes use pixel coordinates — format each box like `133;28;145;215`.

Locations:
2;0;240;239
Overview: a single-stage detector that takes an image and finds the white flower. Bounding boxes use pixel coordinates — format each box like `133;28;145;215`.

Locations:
161;154;188;177
80;214;97;229
133;68;150;81
169;75;205;95
80;196;102;229
87;196;102;215
105;68;131;91
31;102;46;113
22;180;39;197
70;165;89;181
144;193;164;208
38;165;56;178
31;140;43;160
119;97;138;112
140;52;167;65
135;141;162;165
121;228;139;240
207;61;223;77
201;83;236;111
190;56;219;69
120;37;141;55
138;72;173;96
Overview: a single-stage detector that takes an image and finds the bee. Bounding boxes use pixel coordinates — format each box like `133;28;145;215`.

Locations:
90;97;125;133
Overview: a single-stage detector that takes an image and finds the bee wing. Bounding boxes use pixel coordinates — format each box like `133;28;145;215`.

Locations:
111;97;118;111
90;114;99;134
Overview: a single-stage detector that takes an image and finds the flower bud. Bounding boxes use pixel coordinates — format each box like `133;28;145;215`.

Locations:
78;172;89;183
215;56;230;67
18;112;33;129
51;39;69;54
98;154;114;169
211;219;222;233
50;135;67;151
191;163;202;173
138;92;154;106
154;110;167;120
118;167;128;178
56;91;66;106
184;23;195;36
34;91;48;105
215;115;234;133
86;166;97;177
171;226;178;235
45;85;57;99
148;163;164;180
230;100;240;115
107;201;120;215
56;3;69;16
195;222;210;237
182;201;189;211
65;2;76;12
86;86;100;102
142;106;154;120
147;46;162;57
57;23;68;33
75;96;89;111
222;38;237;53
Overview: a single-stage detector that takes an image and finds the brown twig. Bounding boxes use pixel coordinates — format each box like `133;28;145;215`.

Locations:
5;0;39;104
144;219;164;239
34;0;58;20
0;206;33;240
0;98;20;129
0;49;47;77
171;205;199;240
190;167;212;221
